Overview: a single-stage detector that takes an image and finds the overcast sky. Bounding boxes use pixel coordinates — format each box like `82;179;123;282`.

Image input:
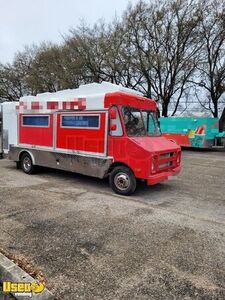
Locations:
0;0;139;64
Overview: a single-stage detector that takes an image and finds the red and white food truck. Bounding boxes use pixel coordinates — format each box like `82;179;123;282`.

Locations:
3;82;181;195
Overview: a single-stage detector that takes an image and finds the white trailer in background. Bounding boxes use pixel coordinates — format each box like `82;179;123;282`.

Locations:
0;102;18;158
0;104;2;158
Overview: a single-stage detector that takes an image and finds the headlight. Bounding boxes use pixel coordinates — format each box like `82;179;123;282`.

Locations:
151;155;158;173
151;162;155;172
177;151;181;164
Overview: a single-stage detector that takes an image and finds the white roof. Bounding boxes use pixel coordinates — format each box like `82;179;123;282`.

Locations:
19;82;142;103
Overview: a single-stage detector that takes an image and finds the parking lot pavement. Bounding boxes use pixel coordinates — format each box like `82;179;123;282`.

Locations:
0;150;225;299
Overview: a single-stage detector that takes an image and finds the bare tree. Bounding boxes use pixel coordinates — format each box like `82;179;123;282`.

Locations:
1;0;225;119
191;0;225;117
27;43;68;93
66;22;110;83
123;0;202;116
0;46;38;101
0;63;24;101
65;19;144;89
0;45;36;101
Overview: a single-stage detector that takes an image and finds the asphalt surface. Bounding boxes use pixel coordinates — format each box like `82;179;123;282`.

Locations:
0;285;15;299
0;150;224;299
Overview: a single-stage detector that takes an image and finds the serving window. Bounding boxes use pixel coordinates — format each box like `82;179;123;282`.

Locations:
61;114;100;129
22;115;49;127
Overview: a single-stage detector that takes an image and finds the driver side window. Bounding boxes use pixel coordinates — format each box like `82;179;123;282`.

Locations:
110;107;123;137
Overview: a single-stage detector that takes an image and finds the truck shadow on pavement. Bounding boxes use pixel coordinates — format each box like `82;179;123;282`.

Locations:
2;160;174;199
36;165;172;198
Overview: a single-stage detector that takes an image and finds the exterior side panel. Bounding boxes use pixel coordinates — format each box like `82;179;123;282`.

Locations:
2;102;18;153
56;112;106;154
9;146;113;179
108;136;151;179
0;105;3;158
108;135;181;180
162;133;191;147
19;114;53;147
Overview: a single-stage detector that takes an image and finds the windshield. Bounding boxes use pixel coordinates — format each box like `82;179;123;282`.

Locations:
122;106;161;137
142;110;161;136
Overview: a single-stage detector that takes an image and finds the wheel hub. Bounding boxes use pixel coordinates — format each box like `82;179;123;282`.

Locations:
114;172;130;191
23;157;31;171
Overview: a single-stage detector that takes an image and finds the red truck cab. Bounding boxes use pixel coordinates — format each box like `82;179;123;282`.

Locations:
106;92;181;194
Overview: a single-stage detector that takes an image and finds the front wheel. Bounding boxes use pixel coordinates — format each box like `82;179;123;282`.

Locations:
20;153;35;174
109;166;137;195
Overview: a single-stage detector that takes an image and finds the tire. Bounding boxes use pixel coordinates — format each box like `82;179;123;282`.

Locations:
109;166;137;195
20;153;35;174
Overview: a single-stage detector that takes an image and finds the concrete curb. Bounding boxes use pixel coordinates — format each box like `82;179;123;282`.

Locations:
0;253;55;300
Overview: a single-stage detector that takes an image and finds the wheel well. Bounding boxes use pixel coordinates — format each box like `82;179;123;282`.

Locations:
108;162;134;174
18;151;34;164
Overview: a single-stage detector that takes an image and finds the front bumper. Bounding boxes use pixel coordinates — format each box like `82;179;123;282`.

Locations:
147;165;181;185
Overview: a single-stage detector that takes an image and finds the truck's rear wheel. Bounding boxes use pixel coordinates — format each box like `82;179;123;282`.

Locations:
109;166;136;195
21;153;35;174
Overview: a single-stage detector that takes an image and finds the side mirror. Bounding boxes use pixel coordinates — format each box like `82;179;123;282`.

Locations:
110;124;117;131
109;108;117;119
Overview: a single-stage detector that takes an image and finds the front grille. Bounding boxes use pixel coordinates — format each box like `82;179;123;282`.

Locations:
159;161;172;169
160;152;174;159
157;152;175;171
